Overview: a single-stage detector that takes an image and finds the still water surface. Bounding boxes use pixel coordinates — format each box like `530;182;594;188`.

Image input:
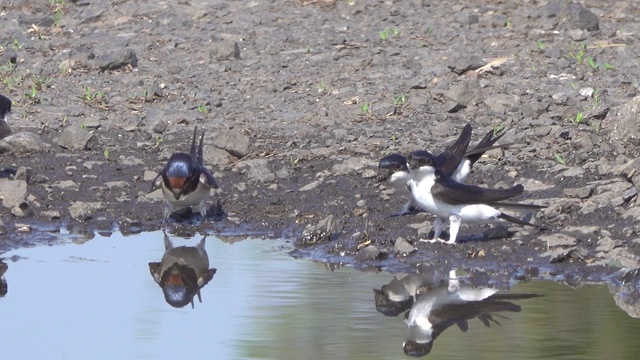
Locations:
1;231;639;359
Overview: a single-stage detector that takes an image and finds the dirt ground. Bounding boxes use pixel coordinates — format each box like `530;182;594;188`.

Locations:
2;0;640;285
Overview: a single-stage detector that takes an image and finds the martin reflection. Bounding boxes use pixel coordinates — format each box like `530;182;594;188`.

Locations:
149;232;217;308
375;269;539;357
0;260;7;297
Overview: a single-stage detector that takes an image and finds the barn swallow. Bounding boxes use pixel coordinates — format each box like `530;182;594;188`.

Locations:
407;152;544;244
0;94;11;140
403;271;539;356
151;126;219;221
148;232;217;308
378;125;510;216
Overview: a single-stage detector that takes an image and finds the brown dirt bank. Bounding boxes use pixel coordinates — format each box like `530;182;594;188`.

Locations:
1;0;640;285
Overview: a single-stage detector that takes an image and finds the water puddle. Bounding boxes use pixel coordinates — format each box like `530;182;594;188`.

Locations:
1;231;640;359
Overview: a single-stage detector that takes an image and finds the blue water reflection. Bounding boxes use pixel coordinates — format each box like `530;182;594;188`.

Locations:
1;231;640;359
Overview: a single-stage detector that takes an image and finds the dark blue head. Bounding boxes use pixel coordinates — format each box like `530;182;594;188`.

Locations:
164;153;198;198
407;150;436;169
377;153;409;182
0;94;11;122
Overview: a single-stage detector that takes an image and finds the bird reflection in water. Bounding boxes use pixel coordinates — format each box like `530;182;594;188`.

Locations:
374;268;540;357
149;232;217;308
0;260;8;297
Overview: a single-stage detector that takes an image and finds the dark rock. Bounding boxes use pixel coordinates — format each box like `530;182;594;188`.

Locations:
97;49;138;72
483;226;509;240
212;129;252;158
453;12;479;26
447;54;484;75
569;3;599;31
239;159;275;183
298;215;339;247
57;126;95;150
393;237;415;255
0;179;27;209
68;201;105;221
356;245;384;261
0;132;50;154
445;76;484;107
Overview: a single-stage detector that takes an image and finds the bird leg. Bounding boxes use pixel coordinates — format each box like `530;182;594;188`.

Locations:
446;214;462;244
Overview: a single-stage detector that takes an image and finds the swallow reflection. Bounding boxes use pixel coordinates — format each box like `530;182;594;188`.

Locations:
375;269;540;357
0;260;7;297
149;232;217;308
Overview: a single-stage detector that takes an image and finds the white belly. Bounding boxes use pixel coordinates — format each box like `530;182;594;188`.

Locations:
162;183;211;209
410;179;501;223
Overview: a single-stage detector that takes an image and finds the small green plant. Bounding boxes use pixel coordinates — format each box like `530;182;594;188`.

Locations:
603;62;615;70
555;153;566;165
572;112;584;125
197;104;208;114
50;0;65;27
346;0;355;5
81;87;108;108
586;56;599;71
317;81;326;93
103;148;110;160
379;28;400;41
425;28;433;35
592;89;601;108
569;44;586;64
24;84;39;104
360;101;372;115
290;156;300;166
505;19;511;28
2;61;16;72
393;94;406;107
536;40;545;50
12;39;23;50
153;136;164;148
591;120;602;133
492;123;505;136
79;123;87;130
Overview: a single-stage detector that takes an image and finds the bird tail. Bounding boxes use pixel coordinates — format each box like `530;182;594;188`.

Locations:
197;130;205;165
189;126;198;156
498;212;545;229
491;202;546;210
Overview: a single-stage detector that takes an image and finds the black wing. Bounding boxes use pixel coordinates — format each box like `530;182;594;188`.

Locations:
199;168;219;189
150;171;165;192
436;124;472;176
431;172;524;205
464;128;509;166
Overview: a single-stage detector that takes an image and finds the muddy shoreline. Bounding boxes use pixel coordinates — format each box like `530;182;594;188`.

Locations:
2;1;640;288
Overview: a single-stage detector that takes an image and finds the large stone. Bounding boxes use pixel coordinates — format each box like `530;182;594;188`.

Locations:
68;201;104;221
239;159;275;182
444;76;484;109
332;157;371;176
0;132;50;154
57;126;94;150
607;96;640;146
212;129;252;158
0;179;27;209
